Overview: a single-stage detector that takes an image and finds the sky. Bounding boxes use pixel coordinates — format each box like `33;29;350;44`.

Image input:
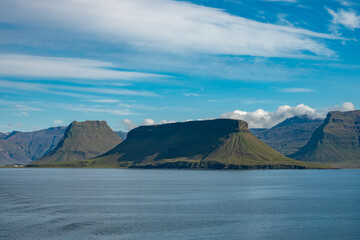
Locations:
0;0;359;132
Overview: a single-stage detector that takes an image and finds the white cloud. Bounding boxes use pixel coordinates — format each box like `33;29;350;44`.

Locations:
262;0;298;3
15;104;42;112
280;88;316;93
0;54;161;80
0;80;159;97
0;80;44;91
115;49;347;82
242;99;277;105
220;102;356;128
330;101;355;111
0;100;41;110
10;104;42;117
53;120;63;124
158;120;177;124
117;102;157;110
63;86;159;97
121;118;178;131
277;14;295;27
0;0;343;58
122;119;137;131
183;93;201;97
68;107;136;116
142;119;155;126
326;8;360;31
89;99;120;103
140;118;177;127
336;0;356;7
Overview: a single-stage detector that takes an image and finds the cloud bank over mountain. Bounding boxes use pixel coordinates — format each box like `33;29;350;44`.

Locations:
220;102;355;128
120;102;355;131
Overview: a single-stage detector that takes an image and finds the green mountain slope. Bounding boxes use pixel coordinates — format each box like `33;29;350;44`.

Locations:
0;127;66;166
33;121;121;163
39;119;326;169
290;110;360;168
251;116;324;156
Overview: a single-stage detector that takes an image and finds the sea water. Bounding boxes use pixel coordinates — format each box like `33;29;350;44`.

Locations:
1;168;360;240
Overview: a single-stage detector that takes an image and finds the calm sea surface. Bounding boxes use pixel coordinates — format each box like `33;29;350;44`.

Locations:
1;169;360;240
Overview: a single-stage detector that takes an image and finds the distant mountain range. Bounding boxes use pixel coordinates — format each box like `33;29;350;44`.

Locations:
250;115;324;156
0;125;127;166
30;119;325;169
34;121;121;163
3;111;360;169
0;127;66;166
290;110;360;168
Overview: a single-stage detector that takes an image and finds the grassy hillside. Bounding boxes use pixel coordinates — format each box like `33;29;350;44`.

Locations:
34;121;121;163
290;111;360;168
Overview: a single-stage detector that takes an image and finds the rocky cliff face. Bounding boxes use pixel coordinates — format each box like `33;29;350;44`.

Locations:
71;119;325;169
0;127;66;166
290;111;360;168
34;121;121;163
251;115;324;156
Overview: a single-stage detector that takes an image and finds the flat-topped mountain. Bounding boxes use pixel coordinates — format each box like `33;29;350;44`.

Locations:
0;127;66;166
41;119;326;169
33;121;121;163
290;111;360;168
251;115;324;155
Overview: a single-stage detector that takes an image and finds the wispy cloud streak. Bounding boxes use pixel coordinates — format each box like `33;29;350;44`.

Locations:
0;80;159;97
0;0;344;58
0;54;161;80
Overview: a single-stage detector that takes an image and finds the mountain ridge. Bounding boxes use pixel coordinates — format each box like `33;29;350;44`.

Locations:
34;121;121;163
0;126;66;166
30;119;328;169
251;115;324;156
290;110;360;168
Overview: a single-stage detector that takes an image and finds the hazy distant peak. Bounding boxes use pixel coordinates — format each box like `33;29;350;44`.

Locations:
272;115;324;129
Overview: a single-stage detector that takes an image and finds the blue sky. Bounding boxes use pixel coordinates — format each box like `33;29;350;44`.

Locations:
0;0;359;131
